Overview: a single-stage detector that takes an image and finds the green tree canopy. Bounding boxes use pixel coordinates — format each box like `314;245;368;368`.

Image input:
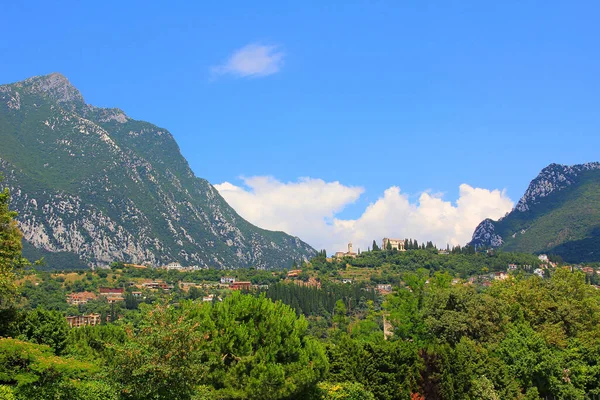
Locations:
111;293;328;399
0;184;24;308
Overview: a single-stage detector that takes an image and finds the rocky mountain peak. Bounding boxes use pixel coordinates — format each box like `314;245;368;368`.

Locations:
20;72;85;107
0;73;316;269
469;161;600;259
515;162;600;212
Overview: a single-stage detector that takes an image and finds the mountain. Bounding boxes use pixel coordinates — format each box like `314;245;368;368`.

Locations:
469;162;600;263
0;73;316;269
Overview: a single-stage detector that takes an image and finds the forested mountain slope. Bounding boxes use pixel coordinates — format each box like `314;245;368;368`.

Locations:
0;73;315;268
470;163;600;262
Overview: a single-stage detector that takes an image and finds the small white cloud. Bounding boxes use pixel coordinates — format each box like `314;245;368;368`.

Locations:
211;43;285;78
215;177;514;254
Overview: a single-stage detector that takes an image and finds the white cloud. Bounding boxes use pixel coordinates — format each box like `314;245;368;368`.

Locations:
215;177;514;254
211;43;285;78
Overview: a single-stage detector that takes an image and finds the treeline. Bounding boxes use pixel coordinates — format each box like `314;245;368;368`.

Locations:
265;282;378;317
313;247;542;278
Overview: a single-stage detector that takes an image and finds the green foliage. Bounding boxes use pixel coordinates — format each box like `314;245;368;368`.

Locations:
201;293;328;398
0;386;15;400
312;247;541;279
265;281;378;320
0;338;114;399
111;293;327;399
0;185;24;308
326;335;421;399
65;324;127;361
110;302;209;400
316;381;376;400
16;309;69;354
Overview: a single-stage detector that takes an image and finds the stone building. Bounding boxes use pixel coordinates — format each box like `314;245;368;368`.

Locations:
66;313;101;328
382;238;406;251
335;242;358;258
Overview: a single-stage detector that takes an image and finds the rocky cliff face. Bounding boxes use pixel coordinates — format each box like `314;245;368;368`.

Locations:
0;73;316;268
470;219;504;248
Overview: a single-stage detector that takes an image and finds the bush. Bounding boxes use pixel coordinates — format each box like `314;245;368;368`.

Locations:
0;386;15;400
316;382;376;400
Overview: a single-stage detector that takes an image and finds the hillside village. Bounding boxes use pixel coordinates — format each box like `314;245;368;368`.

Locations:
19;240;600;329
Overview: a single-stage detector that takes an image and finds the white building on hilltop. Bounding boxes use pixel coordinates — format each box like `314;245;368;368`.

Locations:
163;262;186;271
382;238;406;251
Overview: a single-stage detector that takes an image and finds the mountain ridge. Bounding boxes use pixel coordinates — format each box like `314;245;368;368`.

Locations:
470;162;600;262
0;73;316;269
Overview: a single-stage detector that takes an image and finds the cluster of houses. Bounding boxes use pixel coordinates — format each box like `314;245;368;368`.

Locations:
66;287;127;305
65;252;600;328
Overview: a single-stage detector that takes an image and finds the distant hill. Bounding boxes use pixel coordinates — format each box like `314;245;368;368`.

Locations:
469;163;600;263
0;73;316;269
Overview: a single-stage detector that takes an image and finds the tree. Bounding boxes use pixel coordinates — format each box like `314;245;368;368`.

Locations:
333;299;349;332
0;338;117;399
187;286;202;300
112;294;327;399
372;240;380;252
111;302;210;400
124;293;139;309
316;381;376;400
17;309;70;354
0;184;24;309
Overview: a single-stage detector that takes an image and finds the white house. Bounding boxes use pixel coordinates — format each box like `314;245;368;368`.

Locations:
163;262;185;271
534;268;545;278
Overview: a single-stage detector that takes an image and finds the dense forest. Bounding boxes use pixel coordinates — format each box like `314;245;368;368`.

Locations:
2;184;600;399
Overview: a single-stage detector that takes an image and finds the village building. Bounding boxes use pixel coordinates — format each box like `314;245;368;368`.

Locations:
141;281;173;290
376;284;392;293
99;287;125;303
534;268;545;278
66;313;101;328
287;269;302;278
382;238;406;251
131;291;142;299
582;266;595;275
66;291;97;305
494;271;509;281
341;278;353;284
538;254;549;263
294;278;321;289
163;262;186;271
335;242;358;258
220;276;236;284
230;281;251;291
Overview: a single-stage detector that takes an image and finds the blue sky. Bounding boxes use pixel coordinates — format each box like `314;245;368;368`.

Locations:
1;1;599;251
